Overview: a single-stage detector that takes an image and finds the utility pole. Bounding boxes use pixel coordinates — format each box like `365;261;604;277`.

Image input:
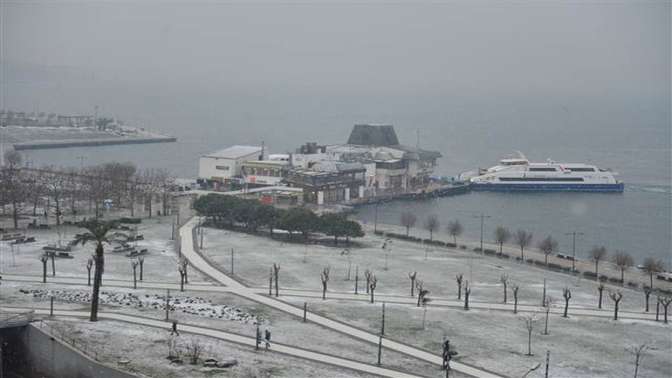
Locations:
377;335;383;365
564;231;584;272
381;302;386;336
545;350;550;378
374;202;379;233
473;213;491;252
231;248;234;274
165;289;170;320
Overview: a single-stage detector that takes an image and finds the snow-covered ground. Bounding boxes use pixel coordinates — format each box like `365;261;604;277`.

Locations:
41;318;373;378
200;224;672;378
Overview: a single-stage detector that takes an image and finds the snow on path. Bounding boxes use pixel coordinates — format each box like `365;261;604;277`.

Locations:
0;306;418;378
179;218;504;378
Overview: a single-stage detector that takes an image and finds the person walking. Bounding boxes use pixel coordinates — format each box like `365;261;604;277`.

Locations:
170;320;179;336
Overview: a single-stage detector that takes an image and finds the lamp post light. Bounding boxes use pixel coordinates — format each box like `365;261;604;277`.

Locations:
564;231;584;272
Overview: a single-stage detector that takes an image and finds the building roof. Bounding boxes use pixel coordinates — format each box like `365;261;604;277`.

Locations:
347;124;399;146
203;145;262;159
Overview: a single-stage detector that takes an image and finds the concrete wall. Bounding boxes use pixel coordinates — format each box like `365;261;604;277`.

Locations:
21;324;136;378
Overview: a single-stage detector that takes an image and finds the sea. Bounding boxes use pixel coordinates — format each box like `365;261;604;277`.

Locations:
7;78;670;267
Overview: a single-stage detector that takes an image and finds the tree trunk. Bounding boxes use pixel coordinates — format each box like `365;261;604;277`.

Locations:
12;202;19;229
370;289;374;303
520;247;524;260
527;330;532;356
598;289;603;309
406;226;410;237
87;267;91;286
410;278;415;297
613;302;619;320
90;243;104;321
514;294;518;314
563;300;569;317
140;262;144;281
274;275;279;297
51;255;56;276
457;283;462;300
42;261;47;283
645;293;650;312
594;261;599;277
503;284;507;303
322;284;327;300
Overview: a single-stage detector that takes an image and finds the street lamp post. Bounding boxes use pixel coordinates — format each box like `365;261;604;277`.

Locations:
564;231;584;272
473;213;492;253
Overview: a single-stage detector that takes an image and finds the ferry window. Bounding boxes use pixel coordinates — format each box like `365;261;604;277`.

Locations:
568;168;595;172
529;168;557;172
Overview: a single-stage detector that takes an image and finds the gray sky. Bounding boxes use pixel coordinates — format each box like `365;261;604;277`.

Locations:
3;1;670;100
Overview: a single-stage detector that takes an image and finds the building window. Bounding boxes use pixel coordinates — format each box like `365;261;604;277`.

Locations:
215;165;230;171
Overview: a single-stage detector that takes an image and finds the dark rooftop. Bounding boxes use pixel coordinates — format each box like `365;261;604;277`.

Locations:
347;124;399;146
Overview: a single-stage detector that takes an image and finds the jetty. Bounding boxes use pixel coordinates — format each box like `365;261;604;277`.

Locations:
13;135;177;151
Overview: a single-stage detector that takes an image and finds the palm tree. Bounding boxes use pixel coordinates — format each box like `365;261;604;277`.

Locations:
73;219;118;321
590;246;608;277
612;251;634;284
447;220;463;245
494;226;511;255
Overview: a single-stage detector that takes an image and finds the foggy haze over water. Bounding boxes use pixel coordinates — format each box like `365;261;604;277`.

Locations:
2;2;670;263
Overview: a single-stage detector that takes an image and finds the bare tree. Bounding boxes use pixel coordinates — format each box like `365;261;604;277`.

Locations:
86;257;93;286
521;314;538;356
542;296;554;335
415;280;425;307
178;264;186;292
131;259;139;289
643;287;652;312
642;258;664;289
424;215;440;241
494;226;511;256
320;267;330;300
369;274;377;303
464;281;471;310
512;284;520;314
1;154;26;229
400;212;417;237
40;254;48;283
185;338;204;365
590;246;608;277
456;273;463;300
515;230;533;260
626;343;651;378
538;236;558;265
613;251;634;284
416;281;429;308
364;269;372;294
447;220;463;245
138;256;145;281
500;274;509;303
597;283;605;309
562;287;571;317
273;263;280;297
43;167;68;226
408;271;417;297
609;290;623;320
179;258;189;284
660;296;672;324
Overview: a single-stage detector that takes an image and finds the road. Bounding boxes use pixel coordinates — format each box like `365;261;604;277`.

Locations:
1;275;658;321
0;306;420;378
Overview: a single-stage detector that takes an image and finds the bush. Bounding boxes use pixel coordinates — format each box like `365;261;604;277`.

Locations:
445;242;456;248
119;217;142;224
547;263;563;271
483;249;496;256
532;260;545;266
608;277;621;284
583;271;598;279
500;254;510;259
599;275;609;282
473;247;482;252
374;230;384;236
459;245;467;250
627;281;639;289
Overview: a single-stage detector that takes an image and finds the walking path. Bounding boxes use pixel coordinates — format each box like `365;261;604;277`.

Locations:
0;306;419;378
178;218;504;378
2;273;659;321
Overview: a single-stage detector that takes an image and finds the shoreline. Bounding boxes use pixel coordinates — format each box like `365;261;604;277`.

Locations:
12;136;177;150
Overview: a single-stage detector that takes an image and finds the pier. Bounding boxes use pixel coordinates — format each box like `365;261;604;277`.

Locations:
13;136;177;151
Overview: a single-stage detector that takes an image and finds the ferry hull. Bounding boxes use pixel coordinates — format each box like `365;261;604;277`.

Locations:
470;183;624;192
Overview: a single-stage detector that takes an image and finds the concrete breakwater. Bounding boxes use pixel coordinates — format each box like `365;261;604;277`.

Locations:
13;136;177;150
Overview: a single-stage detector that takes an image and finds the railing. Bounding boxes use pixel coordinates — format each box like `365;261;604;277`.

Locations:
36;319;100;361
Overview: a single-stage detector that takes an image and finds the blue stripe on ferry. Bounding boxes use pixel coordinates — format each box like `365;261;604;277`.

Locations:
470;183;624;192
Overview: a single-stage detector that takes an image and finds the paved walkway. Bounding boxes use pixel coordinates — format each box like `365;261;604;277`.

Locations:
178;218;504;378
0;306;418;378
2;273;659;321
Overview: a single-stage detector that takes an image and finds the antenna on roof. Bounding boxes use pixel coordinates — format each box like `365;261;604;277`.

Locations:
260;141;265;160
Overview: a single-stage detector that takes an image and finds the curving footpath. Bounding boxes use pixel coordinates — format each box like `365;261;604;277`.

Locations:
0;306;419;378
178;218;504;378
1;274;658;321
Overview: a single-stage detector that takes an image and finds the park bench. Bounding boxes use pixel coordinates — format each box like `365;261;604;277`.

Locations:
11;236;36;245
43;244;72;253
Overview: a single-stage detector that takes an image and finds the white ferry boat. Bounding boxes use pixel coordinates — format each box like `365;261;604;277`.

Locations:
469;153;624;192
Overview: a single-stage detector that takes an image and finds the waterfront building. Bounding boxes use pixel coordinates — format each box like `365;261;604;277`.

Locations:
198;145;263;188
